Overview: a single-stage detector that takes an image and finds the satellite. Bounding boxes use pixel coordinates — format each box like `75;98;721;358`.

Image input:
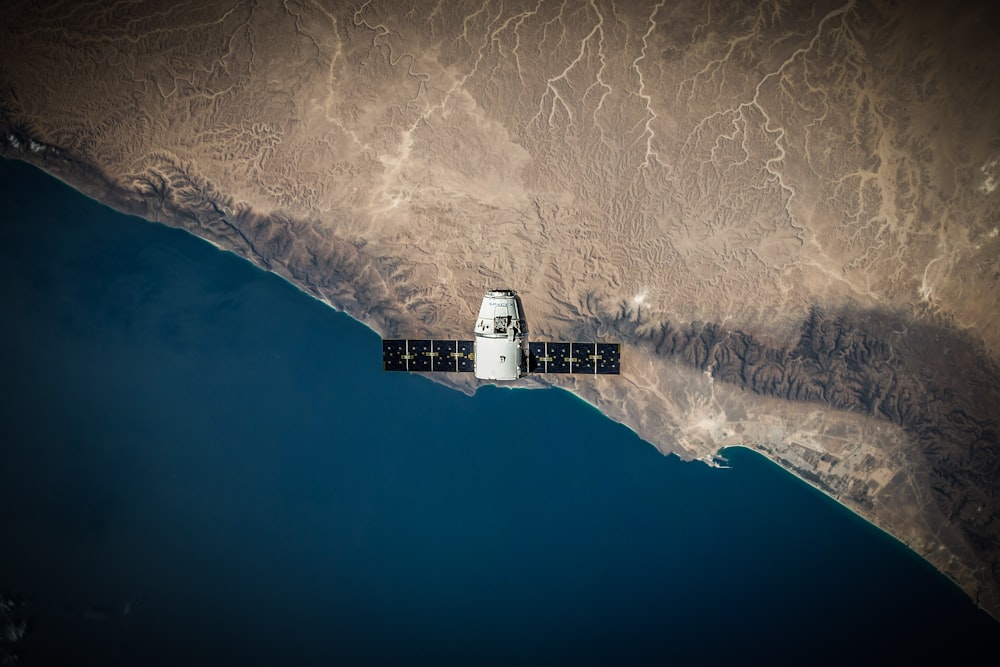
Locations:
382;289;621;380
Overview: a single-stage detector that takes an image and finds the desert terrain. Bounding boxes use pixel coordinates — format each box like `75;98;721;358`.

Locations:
2;0;999;618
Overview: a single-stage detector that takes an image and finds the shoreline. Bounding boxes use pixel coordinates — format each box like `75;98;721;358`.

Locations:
1;145;997;623
720;443;991;616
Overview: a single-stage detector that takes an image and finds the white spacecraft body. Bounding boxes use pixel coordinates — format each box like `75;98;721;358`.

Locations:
473;289;526;381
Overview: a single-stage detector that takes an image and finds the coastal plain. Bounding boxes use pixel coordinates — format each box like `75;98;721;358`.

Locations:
1;0;999;618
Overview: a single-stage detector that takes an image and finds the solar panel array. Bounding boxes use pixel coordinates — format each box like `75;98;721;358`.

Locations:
526;342;621;374
382;339;475;373
382;340;620;375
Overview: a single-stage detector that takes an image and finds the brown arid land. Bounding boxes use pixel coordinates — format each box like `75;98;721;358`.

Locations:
2;0;999;619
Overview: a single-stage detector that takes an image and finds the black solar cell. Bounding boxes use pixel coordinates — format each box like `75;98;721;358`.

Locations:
407;339;432;371
571;342;596;374
382;339;408;371
596;343;620;374
432;340;457;372
528;341;547;372
456;340;475;372
546;342;571;373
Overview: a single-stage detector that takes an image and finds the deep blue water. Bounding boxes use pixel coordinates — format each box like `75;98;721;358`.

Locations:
0;156;997;666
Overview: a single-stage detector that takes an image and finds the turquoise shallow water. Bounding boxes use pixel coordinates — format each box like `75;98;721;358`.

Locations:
0;157;997;666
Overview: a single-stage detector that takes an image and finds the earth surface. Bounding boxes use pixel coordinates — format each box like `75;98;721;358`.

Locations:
2;0;999;620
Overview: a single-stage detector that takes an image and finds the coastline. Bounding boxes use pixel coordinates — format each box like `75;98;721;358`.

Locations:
720;443;988;612
2;143;998;623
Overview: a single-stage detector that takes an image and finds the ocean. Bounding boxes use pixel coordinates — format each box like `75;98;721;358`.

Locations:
0;156;996;666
